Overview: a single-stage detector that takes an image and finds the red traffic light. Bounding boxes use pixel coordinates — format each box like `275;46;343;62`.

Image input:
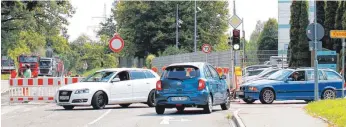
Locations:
233;29;240;37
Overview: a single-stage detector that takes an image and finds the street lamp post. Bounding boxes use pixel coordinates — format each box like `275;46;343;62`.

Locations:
194;0;197;52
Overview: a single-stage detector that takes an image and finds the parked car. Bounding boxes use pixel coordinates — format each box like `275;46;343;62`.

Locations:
243;65;272;76
242;68;280;84
243;68;267;77
55;68;160;110
155;62;231;114
237;68;346;104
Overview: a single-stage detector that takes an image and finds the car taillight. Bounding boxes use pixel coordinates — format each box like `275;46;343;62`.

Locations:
198;79;206;90
156;80;162;91
344;83;346;89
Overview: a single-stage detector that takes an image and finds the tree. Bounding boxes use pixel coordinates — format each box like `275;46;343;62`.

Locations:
335;1;346;53
256;18;278;63
246;20;264;65
324;1;338;50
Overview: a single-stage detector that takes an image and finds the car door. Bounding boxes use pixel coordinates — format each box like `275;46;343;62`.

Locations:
203;65;215;96
207;65;223;104
276;70;307;99
110;71;133;103
130;70;149;102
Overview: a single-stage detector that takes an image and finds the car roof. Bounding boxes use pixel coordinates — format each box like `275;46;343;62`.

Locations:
168;62;205;68
97;68;152;72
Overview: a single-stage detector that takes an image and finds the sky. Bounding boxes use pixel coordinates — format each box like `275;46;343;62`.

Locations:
67;0;278;42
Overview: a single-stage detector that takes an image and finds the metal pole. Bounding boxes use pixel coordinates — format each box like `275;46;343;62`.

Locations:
194;0;197;52
176;4;179;49
313;0;319;101
342;38;345;97
242;18;245;70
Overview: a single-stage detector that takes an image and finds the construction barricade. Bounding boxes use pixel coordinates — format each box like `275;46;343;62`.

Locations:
8;77;84;104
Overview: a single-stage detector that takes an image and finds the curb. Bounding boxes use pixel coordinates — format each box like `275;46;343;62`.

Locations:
231;109;245;127
315;115;336;127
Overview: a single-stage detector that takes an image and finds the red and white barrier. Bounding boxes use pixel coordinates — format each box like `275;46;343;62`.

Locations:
8;77;84;103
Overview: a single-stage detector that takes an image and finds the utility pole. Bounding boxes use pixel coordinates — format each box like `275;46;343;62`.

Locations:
194;0;197;52
176;4;179;49
242;18;245;70
342;38;345;97
231;0;236;90
313;0;319;101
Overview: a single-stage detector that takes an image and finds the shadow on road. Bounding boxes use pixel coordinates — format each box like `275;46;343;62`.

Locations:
234;101;307;105
45;105;151;111
138;109;223;116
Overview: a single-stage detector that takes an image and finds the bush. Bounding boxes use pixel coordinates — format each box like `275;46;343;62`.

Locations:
146;54;156;68
82;68;102;77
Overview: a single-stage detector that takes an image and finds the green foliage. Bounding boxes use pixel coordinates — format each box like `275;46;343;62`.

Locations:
1;74;10;80
324;1;339;50
158;45;189;56
305;99;346;127
343;2;346;30
334;1;346;54
247;20;264;65
257;18;278;63
316;1;325;25
82;68;102;77
146;54;156;68
288;1;310;68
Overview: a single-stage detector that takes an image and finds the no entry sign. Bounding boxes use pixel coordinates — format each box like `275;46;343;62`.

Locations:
109;34;125;53
201;44;212;53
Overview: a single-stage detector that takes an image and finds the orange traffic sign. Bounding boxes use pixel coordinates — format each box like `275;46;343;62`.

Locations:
330;30;346;38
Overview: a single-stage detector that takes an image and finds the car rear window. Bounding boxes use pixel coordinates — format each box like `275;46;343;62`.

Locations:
144;71;156;78
162;66;200;80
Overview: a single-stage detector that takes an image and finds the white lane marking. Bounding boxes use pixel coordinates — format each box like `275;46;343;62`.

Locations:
160;116;174;124
234;109;245;127
86;109;112;126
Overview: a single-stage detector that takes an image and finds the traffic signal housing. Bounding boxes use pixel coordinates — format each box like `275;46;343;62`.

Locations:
233;29;240;50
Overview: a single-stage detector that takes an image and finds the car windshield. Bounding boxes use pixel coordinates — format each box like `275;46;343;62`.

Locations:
162;66;200;80
19;56;38;63
245;69;265;76
82;71;116;82
40;61;51;66
267;70;293;81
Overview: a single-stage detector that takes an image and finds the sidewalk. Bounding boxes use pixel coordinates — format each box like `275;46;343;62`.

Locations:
237;105;327;127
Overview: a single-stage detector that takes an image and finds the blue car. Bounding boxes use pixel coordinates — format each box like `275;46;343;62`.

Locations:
155;62;230;114
237;68;346;104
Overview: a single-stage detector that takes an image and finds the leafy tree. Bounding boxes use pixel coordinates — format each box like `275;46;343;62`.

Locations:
316;1;325;25
256;18;278;63
145;54;156;68
335;1;346;53
247;20;264;64
158;45;189;56
324;1;338;50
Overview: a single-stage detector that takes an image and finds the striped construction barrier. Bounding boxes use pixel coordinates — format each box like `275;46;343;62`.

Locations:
9;77;84;103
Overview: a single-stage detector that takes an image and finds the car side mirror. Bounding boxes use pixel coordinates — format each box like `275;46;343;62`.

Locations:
220;74;227;80
111;78;121;83
286;78;293;82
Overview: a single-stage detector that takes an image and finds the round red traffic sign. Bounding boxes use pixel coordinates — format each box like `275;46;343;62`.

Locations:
109;34;125;53
201;44;212;53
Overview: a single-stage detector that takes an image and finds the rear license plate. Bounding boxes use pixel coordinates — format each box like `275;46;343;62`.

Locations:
171;97;188;101
59;96;69;100
237;91;244;96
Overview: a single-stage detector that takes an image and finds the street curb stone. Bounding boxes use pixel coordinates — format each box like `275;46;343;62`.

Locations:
232;109;245;127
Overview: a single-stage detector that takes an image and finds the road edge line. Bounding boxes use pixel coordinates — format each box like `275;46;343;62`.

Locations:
86;109;112;126
232;109;245;127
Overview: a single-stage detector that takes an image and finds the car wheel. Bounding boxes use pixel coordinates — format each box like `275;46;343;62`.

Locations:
155;105;165;114
243;99;256;104
147;89;156;107
221;92;231;110
203;95;213;114
63;106;74;110
119;104;131;108
176;106;185;113
92;91;106;109
259;88;275;104
322;89;336;100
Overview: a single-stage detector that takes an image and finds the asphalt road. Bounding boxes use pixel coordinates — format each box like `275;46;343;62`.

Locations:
1;102;234;127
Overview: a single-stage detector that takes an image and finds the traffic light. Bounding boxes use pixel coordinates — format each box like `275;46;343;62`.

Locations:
233;29;240;50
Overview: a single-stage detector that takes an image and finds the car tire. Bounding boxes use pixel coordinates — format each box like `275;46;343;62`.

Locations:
221;92;231;110
155;105;165;114
243;99;256;104
322;89;336;100
176;106;185;113
259;88;275;104
63;106;74;110
119;104;131;108
147;89;156;107
91;91;107;109
203;95;213;114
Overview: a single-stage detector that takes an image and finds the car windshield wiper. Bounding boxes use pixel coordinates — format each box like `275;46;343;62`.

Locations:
166;77;184;82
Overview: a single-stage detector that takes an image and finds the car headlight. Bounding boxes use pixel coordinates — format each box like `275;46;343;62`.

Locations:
248;86;258;91
75;89;89;94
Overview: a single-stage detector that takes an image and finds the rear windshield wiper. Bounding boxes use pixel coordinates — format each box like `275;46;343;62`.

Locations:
166;77;184;82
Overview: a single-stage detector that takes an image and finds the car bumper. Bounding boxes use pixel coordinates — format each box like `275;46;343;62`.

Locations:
55;91;93;106
155;91;209;107
237;91;260;100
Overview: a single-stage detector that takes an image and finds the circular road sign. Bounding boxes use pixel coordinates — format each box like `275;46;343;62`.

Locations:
109;34;125;53
306;23;325;41
202;44;212;53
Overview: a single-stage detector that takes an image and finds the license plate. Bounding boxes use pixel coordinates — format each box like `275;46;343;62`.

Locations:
171;97;188;101
237;91;244;96
59;96;69;100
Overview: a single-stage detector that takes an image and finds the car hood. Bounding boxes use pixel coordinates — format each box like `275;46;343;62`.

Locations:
242;79;282;87
59;82;109;90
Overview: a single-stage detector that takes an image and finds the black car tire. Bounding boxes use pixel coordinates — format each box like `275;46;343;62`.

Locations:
155;105;165;114
91;91;107;109
147;90;156;107
203;95;213;114
243;99;256;104
63;106;74;110
259;88;275;104
119;104;131;108
176;106;185;113
221;92;231;110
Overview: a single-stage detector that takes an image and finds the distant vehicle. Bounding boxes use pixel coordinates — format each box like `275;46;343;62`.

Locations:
263;61;270;65
55;68;160;110
237;68;346;104
1;56;15;74
242;68;280;84
243;65;272;76
39;57;63;77
17;54;40;77
269;56;288;68
244;68;267;77
317;51;337;71
155;62;230;114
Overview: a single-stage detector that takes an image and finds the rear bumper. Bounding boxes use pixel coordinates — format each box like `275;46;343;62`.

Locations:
155;91;209;107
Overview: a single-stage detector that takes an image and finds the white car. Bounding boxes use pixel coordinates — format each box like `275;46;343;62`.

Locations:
55;68;160;110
